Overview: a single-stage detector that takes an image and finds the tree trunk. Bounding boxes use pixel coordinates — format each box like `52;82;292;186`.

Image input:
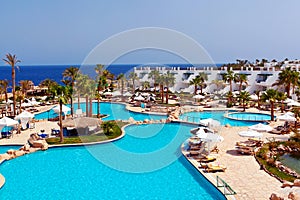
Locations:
59;101;64;143
89;97;93;117
166;87;169;104
97;98;100;118
200;85;203;94
229;81;232;93
194;85;197;95
12;67;16;116
70;97;73;117
77;92;81;109
4;91;8;103
271;101;274;121
160;84;164;103
85;95;89;117
281;101;284;113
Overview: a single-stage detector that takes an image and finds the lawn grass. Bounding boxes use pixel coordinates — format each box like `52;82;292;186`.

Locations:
46;120;128;145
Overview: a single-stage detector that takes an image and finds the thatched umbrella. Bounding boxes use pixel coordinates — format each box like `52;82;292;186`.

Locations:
59;117;101;128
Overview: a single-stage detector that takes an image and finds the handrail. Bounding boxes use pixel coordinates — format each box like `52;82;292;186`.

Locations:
216;176;236;196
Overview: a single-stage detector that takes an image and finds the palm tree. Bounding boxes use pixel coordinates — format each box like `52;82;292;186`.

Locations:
189;76;200;95
39;79;58;96
3;53;21;116
76;74;91;117
128;72;138;93
142;81;150;91
0;79;9;102
55;85;70;143
273;67;293;97
116;73;126;96
19;80;33;98
163;71;175;104
62;66;79;117
276;91;287;113
157;74;165;103
148;70;160;92
235;74;248;93
15;90;24;113
237;91;250;111
223;70;237;93
261;89;278;121
290;71;300;95
197;72;208;94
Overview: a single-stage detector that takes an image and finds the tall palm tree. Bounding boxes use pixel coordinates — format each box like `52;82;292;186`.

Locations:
197;72;208;94
15;90;24;113
261;89;278;121
290;71;300;95
128;72;138;93
276;91;287;113
237;91;250;111
0;79;9;102
3;53;21;116
62;66;79;117
148;70;160;92
116;73;126;96
163;71;175;104
189;76;200;95
235;74;248;93
273;67;293;97
76;74;91;117
223;70;237;93
157;74;165;103
55;85;70;143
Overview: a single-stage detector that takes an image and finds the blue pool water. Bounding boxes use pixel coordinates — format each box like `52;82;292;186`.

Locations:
180;111;260;126
35;102;166;121
0;123;225;200
227;112;272;121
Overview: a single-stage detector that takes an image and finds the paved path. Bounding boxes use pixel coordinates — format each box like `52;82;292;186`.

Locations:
183;126;300;200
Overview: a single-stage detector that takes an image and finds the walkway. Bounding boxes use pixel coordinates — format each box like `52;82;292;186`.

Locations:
183;126;300;200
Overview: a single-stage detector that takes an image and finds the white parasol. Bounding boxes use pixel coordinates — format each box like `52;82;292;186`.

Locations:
248;123;272;132
238;130;263;138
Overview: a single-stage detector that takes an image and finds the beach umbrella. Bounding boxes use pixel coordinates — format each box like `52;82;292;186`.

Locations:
287;100;300;107
141;92;150;97
250;94;258;100
199;118;221;129
284;98;294;104
196;132;224;142
193;94;205;99
104;91;113;96
52;104;71;116
248;123;272;132
0;117;19;132
277;113;296;122
112;91;122;96
238;130;263;138
15;111;35;130
134;95;145;101
123;91;132;97
6;99;13;104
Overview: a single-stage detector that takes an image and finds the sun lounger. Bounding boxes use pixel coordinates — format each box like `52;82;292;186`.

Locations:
193;155;217;163
236;146;254;155
205;163;226;172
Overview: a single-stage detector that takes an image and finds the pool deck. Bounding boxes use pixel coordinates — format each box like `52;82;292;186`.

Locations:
182;125;300;200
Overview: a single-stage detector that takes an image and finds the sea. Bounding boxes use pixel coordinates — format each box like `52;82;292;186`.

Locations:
0;63;222;87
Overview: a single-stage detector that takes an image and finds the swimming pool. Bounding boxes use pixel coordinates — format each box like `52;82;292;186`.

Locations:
35;102;166;121
0;123;225;199
226;112;272;122
180;111;261;126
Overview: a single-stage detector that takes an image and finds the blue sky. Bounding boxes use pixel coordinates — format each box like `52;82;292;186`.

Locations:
1;0;300;65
